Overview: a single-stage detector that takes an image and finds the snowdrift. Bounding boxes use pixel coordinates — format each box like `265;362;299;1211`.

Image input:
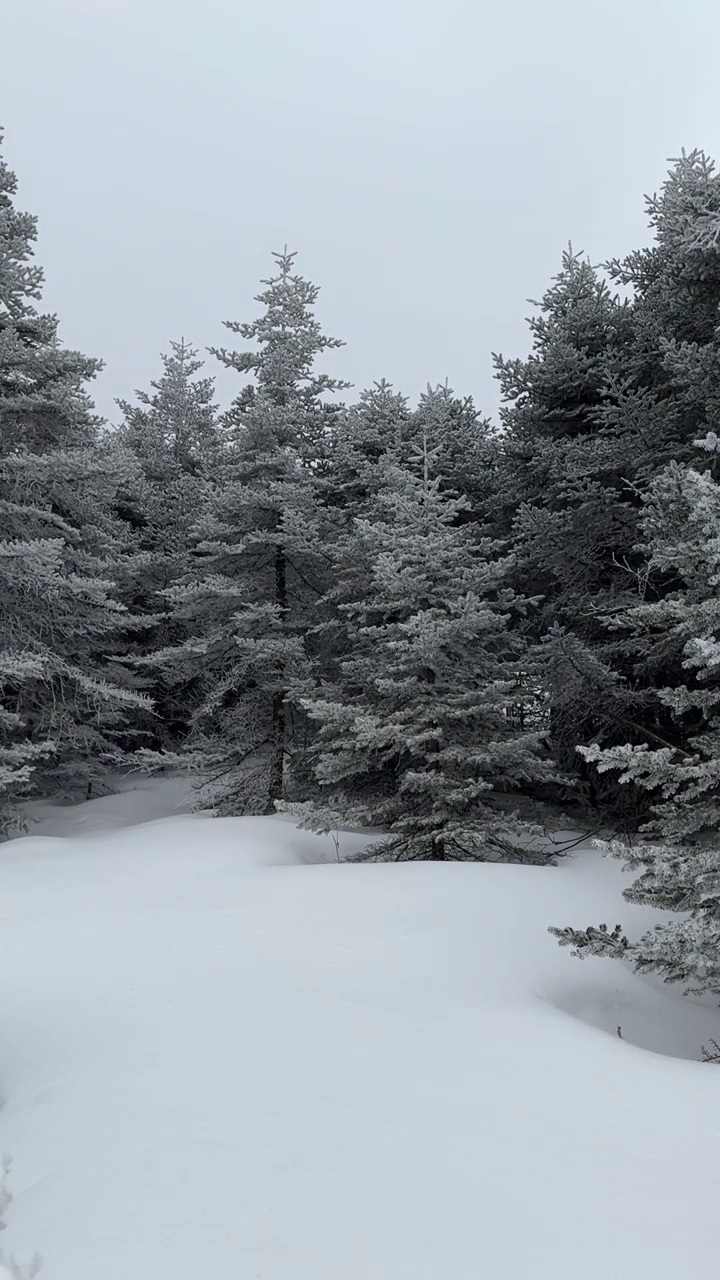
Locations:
0;780;718;1278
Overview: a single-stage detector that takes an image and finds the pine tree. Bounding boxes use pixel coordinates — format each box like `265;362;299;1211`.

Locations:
323;379;410;519
314;383;504;744
494;249;639;807
0;131;148;829
410;383;500;533
114;340;219;746
153;251;347;814
116;338;219;478
551;435;720;995
322;380;499;539
296;431;556;860
496;155;720;813
607;149;720;357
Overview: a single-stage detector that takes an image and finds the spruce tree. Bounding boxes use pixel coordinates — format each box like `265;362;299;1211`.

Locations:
116;338;219;478
410;383;500;533
497;156;720;813
153;251;347;814
114;340;219;746
494;249;638;806
323;379;410;519
323;381;499;537
315;382;503;723
551;435;720;995
0;131;147;828
296;431;556;860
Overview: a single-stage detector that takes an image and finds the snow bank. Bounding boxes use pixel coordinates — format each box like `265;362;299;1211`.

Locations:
0;784;718;1278
20;772;198;839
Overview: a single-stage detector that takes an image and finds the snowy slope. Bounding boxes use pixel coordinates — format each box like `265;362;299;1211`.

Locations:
1;783;719;1279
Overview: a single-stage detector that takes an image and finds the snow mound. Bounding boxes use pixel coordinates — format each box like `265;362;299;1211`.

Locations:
1;783;718;1279
550;978;717;1059
21;772;196;839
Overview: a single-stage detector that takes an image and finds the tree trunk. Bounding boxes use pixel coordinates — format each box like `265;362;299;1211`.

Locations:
267;543;288;812
268;690;285;811
431;833;446;861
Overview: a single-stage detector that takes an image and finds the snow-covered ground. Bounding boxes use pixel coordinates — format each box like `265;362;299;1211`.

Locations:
1;778;718;1278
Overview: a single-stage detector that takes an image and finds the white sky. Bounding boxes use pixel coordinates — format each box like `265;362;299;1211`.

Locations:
4;0;720;424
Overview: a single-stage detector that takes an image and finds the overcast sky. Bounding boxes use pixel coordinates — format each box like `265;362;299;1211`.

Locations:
4;0;720;424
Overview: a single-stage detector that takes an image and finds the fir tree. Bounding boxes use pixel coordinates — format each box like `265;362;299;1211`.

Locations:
0;130;148;829
314;384;504;744
114;340;219;746
153;251;347;814
323;380;498;536
116;338;219;478
410;383;500;533
494;248;638;807
607;148;720;355
497;155;720;813
323;379;410;519
551;435;720;995
296;430;556;860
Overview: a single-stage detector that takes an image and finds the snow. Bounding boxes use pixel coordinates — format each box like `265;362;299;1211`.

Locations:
20;773;197;838
1;781;719;1278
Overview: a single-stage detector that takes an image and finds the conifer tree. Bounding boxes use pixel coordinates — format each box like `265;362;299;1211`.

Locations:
497;155;720;812
323;380;498;534
410;383;500;533
315;383;503;724
607;149;720;358
116;339;219;478
114;340;219;745
153;251;347;813
551;435;720;994
494;249;637;805
296;431;556;860
323;379;409;519
0;131;148;829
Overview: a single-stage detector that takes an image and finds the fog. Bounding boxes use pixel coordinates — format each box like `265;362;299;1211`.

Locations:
4;0;719;421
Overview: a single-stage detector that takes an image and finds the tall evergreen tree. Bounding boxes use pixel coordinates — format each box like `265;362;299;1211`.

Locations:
315;383;503;724
410;383;500;533
322;380;498;537
322;379;410;519
114;340;220;745
296;432;556;860
494;249;638;806
153;251;347;813
551;435;720;996
496;155;720;813
0;132;148;829
116;338;219;478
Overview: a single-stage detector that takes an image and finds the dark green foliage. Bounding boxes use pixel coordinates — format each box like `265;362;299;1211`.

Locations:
0;131;149;828
152;251;347;815
295;429;558;861
494;155;720;815
114;340;221;746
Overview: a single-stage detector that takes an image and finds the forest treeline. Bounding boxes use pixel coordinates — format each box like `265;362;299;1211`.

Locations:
1;132;718;994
